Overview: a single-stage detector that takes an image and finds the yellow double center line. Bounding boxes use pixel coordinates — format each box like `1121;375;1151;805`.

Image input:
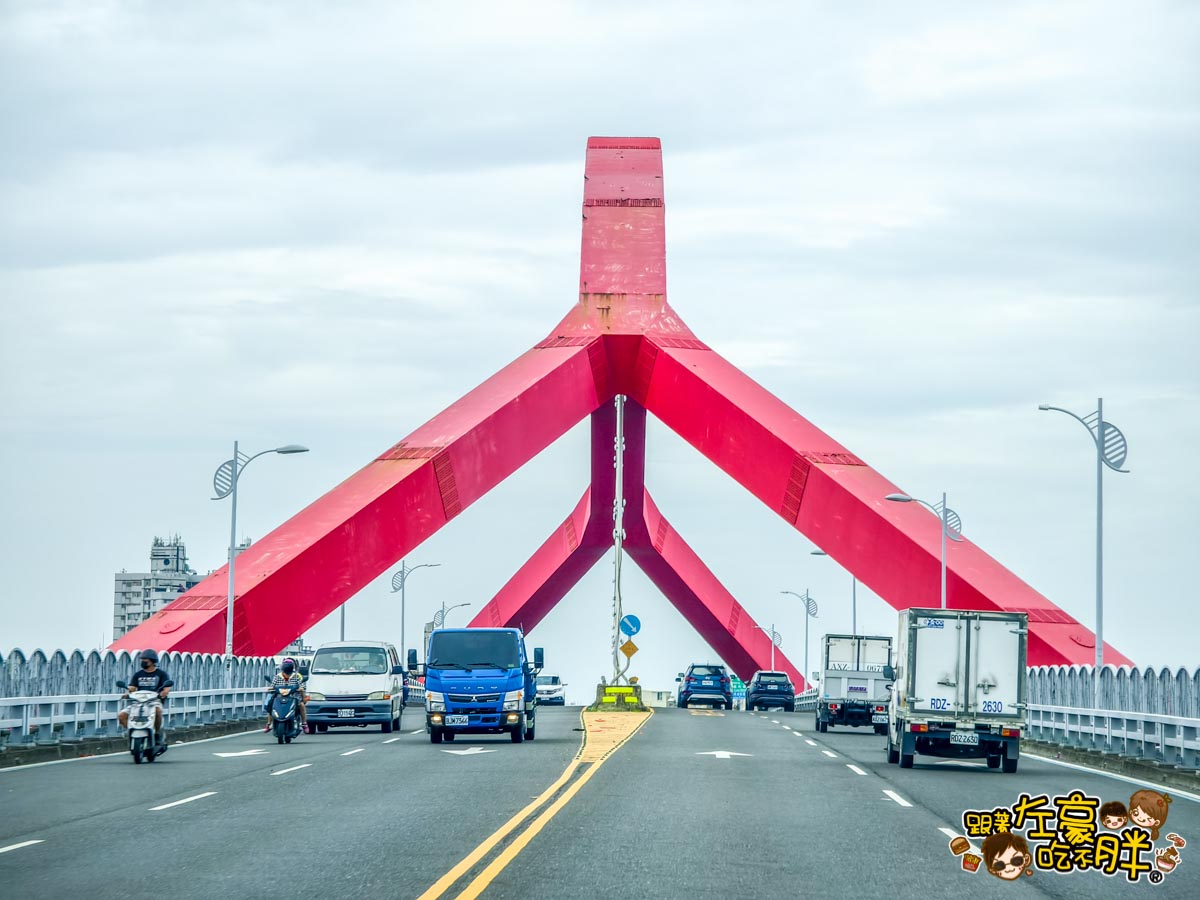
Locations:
418;709;652;900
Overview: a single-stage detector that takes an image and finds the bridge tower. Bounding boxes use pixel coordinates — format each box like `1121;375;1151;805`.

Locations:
112;137;1132;682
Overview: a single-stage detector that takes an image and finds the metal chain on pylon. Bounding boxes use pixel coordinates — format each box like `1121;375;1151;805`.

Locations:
611;394;628;685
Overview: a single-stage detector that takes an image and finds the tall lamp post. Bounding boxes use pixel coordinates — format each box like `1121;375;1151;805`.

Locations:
390;560;441;660
1038;399;1129;705
212;441;309;686
754;623;782;670
810;550;857;635
780;590;818;688
885;492;963;610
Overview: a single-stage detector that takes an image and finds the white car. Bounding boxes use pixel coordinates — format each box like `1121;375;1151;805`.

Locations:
536;674;566;705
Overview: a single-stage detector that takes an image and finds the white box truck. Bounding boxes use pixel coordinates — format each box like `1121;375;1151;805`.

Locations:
814;634;892;734
884;608;1028;773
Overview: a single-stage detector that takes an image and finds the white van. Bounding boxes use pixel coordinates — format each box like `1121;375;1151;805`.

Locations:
303;641;407;733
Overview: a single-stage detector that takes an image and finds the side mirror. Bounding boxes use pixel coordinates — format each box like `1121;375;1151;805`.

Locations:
675;676;682;683
533;647;544;671
882;665;895;681
407;649;418;672
391;664;404;675
116;680;127;690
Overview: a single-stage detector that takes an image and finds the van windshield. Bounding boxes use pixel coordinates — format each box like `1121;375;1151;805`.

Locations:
536;676;560;686
310;647;390;675
429;631;519;670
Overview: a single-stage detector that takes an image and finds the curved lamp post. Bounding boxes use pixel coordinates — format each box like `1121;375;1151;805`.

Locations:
754;623;782;670
781;590;818;687
1038;398;1129;703
811;550;857;635
213;441;309;685
435;601;471;628
885;492;963;610
391;561;441;660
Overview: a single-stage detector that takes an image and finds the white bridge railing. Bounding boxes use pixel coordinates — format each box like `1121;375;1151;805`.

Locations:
791;665;1200;770
0;648;424;748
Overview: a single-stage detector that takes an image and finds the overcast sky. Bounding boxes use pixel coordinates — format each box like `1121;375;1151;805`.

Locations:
2;2;1197;701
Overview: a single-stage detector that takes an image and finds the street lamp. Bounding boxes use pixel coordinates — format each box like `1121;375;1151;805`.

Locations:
780;590;818;688
885;492;963;610
390;560;441;660
811;550;857;636
212;441;309;686
435;602;471;628
754;623;782;670
1038;399;1129;702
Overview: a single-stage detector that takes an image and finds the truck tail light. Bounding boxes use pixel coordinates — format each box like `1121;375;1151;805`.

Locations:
1002;728;1021;738
829;703;838;711
875;706;886;712
910;723;928;733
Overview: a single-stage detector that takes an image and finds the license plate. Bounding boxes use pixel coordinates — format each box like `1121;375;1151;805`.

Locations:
872;714;888;723
337;708;355;718
446;715;468;726
949;732;979;745
767;685;777;690
702;679;714;685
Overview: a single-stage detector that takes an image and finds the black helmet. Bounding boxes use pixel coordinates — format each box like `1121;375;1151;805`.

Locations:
281;657;296;673
139;649;159;663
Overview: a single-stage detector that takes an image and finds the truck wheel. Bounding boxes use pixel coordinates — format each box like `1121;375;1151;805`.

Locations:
525;721;536;741
443;732;455;742
1002;755;1018;774
430;727;443;744
785;704;795;713
886;739;900;765
381;718;394;734
874;725;888;735
986;755;1001;769
511;724;525;743
899;751;914;768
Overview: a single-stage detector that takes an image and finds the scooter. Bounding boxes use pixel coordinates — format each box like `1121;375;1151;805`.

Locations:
116;680;166;764
265;677;303;744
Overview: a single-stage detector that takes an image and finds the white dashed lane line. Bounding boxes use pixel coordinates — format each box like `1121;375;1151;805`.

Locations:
409;729;425;735
781;725;791;730
271;764;312;776
383;738;401;744
822;750;839;758
883;790;913;808
0;840;44;854
150;792;217;811
804;739;818;747
939;827;979;851
847;764;866;775
341;748;365;757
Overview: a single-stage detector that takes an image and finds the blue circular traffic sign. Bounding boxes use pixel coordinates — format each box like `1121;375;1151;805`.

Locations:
619;614;641;637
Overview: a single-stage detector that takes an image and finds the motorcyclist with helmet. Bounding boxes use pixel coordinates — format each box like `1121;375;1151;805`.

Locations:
119;649;173;752
264;657;308;734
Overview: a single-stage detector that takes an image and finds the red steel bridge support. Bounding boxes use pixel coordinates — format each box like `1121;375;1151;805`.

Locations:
113;137;1132;681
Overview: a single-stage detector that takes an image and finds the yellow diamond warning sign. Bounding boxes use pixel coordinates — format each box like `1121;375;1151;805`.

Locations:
619;639;638;658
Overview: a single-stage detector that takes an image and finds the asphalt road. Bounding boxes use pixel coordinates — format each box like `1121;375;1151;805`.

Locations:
1;706;1195;899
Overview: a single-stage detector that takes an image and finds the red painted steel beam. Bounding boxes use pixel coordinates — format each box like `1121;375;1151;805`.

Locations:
113;345;608;655
640;341;1133;667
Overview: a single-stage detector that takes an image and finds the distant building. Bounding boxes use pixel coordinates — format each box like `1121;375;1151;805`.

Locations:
112;535;205;640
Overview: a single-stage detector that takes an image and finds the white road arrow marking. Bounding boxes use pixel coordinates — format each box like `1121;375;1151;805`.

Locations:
213;749;269;758
441;747;498;756
696;751;752;760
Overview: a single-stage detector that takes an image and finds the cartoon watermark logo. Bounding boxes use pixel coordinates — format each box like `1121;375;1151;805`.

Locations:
948;788;1181;884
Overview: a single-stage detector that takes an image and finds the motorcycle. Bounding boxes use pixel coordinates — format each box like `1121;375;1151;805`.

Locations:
265;677;303;744
116;680;166;764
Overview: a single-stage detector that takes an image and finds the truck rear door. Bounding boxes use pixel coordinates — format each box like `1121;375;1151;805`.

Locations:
966;615;1024;719
910;613;965;716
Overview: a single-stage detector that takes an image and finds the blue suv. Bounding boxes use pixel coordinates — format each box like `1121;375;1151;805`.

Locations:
676;664;732;710
746;670;795;712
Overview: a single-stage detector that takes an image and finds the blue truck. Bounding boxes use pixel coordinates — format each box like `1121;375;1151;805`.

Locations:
408;627;543;744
